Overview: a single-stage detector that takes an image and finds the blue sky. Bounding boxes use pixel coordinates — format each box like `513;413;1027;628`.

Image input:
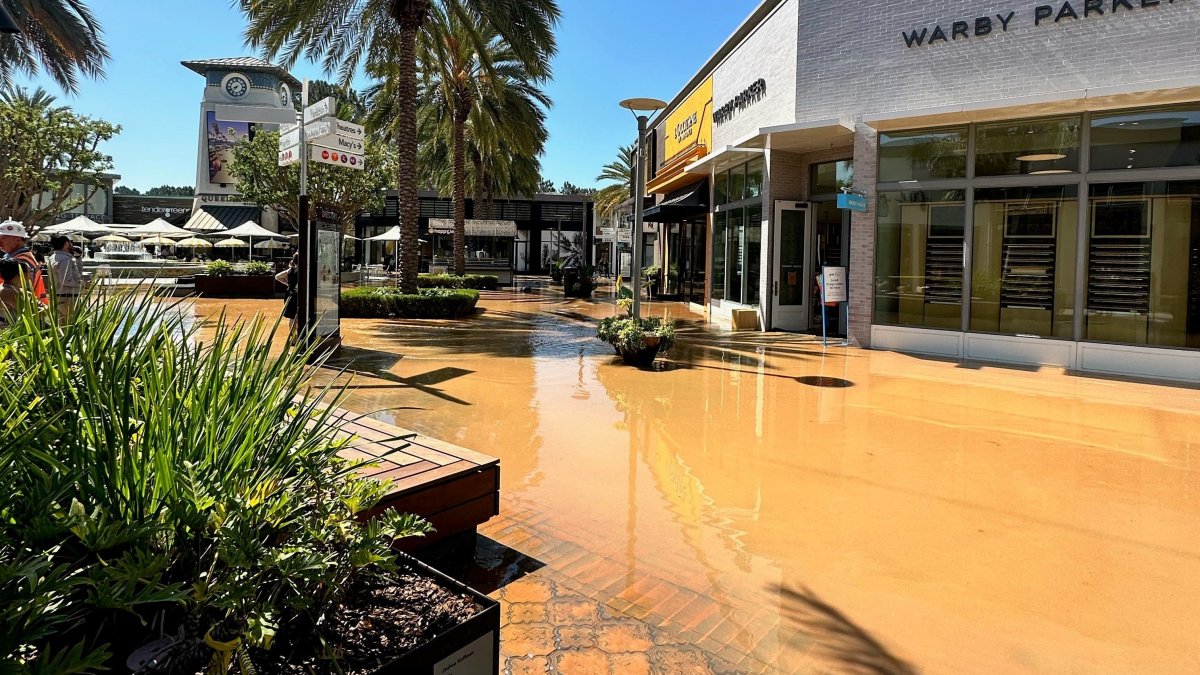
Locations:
17;0;757;192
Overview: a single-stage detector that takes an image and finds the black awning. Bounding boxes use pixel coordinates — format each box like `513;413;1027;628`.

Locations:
643;179;708;224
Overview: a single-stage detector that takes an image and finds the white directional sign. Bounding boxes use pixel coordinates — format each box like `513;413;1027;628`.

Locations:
278;126;301;150
311;145;364;170
313;134;365;154
278;147;300;167
306;118;364;142
303;96;337;124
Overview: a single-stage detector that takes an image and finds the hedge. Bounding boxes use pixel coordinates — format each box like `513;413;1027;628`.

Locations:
340;287;480;318
417;273;499;290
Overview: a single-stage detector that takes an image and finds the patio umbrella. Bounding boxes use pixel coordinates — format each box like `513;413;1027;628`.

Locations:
175;237;212;248
129;219;194;239
223;220;283;260
253;239;289;249
214;238;249;247
140;235;177;246
93;234;131;244
44;215;106;234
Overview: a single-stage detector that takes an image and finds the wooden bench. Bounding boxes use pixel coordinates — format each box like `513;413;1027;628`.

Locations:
322;407;500;551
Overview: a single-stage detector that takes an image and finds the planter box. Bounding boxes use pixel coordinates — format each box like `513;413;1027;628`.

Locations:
193;274;279;298
617;342;662;368
373;553;500;675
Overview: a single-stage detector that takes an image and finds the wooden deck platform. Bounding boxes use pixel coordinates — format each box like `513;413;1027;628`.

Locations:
324;407;500;550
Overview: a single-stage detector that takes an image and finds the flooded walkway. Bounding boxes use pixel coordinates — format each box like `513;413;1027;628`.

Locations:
190;288;1200;673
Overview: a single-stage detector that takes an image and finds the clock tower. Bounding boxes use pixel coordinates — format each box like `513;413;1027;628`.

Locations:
181;57;299;227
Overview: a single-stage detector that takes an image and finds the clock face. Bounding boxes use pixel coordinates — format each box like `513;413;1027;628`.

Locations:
222;73;249;99
278;84;291;107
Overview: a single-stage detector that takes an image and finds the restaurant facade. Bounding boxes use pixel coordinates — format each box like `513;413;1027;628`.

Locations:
642;0;1200;382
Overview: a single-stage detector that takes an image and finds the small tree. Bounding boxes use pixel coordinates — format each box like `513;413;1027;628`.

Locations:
230;130;393;237
0;87;119;233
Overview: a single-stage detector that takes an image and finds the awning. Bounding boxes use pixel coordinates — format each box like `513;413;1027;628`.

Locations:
184;206;260;232
646;145;708;194
643;179;708;224
685;145;765;175
428;219;518;238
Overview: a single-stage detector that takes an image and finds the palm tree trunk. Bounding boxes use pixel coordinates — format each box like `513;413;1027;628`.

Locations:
394;11;423;293
452;100;468;277
472;149;484;221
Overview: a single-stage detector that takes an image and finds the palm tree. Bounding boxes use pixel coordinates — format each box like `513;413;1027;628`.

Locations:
594;143;634;220
0;0;109;95
241;0;559;293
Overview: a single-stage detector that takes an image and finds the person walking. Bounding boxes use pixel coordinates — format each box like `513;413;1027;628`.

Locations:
47;235;84;321
275;253;299;331
0;220;48;305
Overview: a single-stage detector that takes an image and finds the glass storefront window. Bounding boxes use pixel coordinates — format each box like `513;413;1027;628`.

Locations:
729;164;746;202
715;171;728;206
746;204;762;305
811;159;854;196
1086;181;1200;348
878;127;968;182
746;158;764;199
727;207;743;301
970;186;1078;338
874;190;966;329
711;211;726;301
974;117;1081;177
1090;106;1200;171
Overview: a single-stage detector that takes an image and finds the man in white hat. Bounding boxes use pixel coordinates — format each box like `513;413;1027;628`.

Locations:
0;219;48;304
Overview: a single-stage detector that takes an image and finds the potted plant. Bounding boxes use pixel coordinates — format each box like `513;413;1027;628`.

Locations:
597;298;676;367
564;264;597;299
549;258;565;283
194;259;280;298
642;264;662;300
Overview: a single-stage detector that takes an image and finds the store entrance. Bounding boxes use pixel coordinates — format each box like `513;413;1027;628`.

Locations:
771;201;813;331
666;219;706;304
810;201;850;337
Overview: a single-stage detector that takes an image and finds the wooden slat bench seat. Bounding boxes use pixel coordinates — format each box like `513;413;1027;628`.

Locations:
322;406;500;551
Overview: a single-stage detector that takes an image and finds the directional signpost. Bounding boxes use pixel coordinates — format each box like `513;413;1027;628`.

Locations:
278;85;366;349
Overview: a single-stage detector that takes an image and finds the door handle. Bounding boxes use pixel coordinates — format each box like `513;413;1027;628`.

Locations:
773;280;778;296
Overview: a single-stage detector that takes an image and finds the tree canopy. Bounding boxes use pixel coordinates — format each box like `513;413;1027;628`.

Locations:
0;0;109;94
0;86;119;233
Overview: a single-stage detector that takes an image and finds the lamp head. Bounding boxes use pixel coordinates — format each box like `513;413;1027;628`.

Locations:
619;98;667;117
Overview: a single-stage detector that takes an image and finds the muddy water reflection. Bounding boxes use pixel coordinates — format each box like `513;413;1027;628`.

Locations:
187;292;1200;673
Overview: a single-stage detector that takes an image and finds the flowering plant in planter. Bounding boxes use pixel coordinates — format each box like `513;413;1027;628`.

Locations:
597;301;676;366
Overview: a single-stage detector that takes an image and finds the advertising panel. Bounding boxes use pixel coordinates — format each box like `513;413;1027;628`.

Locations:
206;111;254;184
663;77;712;163
315;227;341;338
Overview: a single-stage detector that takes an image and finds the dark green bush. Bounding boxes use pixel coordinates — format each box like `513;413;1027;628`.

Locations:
341;287;480;318
417;273;499;290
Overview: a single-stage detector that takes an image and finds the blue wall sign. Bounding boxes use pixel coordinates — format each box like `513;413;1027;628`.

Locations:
837;192;868;213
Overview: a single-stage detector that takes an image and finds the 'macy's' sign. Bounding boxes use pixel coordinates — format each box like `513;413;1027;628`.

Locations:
903;0;1178;48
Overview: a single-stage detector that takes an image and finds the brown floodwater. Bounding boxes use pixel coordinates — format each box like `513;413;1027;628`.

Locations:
186;287;1200;674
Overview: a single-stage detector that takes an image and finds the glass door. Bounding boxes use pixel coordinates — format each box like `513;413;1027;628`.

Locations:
771;201;812;331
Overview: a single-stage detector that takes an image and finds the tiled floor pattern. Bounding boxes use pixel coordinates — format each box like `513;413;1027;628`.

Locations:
481;507;809;674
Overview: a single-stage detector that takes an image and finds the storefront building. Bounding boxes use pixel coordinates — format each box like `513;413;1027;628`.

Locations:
642;0;1200;382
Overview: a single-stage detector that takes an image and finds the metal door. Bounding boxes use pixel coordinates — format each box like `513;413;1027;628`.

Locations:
771;201;813;331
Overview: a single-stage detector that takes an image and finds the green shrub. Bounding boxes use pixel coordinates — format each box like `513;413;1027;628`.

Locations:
0;288;431;672
341;287;480;318
205;259;235;276
417;273;499;290
597;315;676;351
241;260;274;276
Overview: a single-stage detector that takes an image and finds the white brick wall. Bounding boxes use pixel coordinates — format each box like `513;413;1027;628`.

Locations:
794;1;1200;121
712;0;799;147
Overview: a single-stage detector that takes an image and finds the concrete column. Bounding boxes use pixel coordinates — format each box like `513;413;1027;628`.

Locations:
848;122;878;348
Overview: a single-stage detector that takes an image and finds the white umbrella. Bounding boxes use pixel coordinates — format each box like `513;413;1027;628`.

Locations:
129;219;194;238
175;237;212;248
140;235;177;246
366;225;403;241
94;234;131;244
214;237;249;247
253;239;289;249
223;221;282;238
43;216;110;234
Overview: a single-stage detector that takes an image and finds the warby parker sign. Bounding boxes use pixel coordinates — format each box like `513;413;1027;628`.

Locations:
903;0;1181;47
664;76;713;162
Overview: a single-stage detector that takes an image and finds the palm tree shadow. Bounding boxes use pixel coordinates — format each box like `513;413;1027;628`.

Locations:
777;584;918;675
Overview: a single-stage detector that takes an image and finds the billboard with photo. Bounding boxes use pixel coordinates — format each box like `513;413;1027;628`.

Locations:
206;111;254;184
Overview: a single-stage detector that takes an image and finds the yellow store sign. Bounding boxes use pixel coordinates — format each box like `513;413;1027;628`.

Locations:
664;77;712;163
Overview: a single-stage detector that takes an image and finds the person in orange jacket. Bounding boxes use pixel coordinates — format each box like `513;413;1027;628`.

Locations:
0;220;49;305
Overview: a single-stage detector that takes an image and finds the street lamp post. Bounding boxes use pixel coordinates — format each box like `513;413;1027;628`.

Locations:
619;98;666;319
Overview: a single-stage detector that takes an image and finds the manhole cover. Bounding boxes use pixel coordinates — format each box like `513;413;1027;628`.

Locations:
797;375;854;388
